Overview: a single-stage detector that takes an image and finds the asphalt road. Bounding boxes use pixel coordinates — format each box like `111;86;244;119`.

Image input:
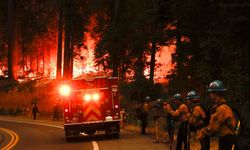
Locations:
0;119;168;150
0;121;94;150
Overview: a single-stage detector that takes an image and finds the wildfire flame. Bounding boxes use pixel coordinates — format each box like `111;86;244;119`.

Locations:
0;15;175;83
145;45;175;83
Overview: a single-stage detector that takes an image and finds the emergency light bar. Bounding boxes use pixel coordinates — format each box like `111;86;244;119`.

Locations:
59;85;71;96
84;94;92;101
92;93;100;101
84;93;100;101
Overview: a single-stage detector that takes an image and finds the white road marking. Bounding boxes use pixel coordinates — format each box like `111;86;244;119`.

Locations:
0;118;99;150
92;141;99;150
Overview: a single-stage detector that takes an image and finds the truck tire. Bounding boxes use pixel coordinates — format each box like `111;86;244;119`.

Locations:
65;136;74;142
113;133;120;138
65;129;73;142
105;132;120;138
65;129;78;142
105;122;120;138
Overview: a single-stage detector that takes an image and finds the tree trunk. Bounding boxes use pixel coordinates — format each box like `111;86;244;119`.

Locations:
37;45;39;77
22;43;25;75
149;40;156;84
63;0;72;80
114;0;120;20
69;39;73;79
42;41;45;76
112;56;119;77
120;62;127;81
110;0;120;77
7;0;16;81
176;30;182;76
56;0;63;80
135;51;145;81
48;44;51;77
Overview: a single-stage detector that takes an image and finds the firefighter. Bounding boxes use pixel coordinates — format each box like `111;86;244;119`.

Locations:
197;80;239;150
187;90;210;150
120;108;126;128
53;104;60;121
171;93;190;150
163;100;174;143
141;96;150;135
153;99;163;143
32;104;39;120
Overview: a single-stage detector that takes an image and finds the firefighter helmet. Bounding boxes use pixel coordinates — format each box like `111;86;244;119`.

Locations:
145;96;151;101
174;93;181;100
156;99;162;105
187;90;200;99
208;80;227;92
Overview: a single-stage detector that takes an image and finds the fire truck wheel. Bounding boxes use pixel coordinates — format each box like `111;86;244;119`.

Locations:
105;132;120;138
113;133;120;138
65;129;79;142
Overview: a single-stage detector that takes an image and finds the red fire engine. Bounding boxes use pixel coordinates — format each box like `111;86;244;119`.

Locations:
58;76;120;141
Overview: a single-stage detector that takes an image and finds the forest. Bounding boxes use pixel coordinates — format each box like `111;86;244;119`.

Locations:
0;0;249;117
0;0;250;148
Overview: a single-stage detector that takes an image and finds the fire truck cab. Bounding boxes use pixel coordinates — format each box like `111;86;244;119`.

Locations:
59;76;120;141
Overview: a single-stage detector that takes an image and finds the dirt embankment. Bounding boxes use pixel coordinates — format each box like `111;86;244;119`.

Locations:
0;80;61;116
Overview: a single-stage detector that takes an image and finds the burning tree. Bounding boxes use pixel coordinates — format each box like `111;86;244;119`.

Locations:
93;0;175;82
0;0;8;78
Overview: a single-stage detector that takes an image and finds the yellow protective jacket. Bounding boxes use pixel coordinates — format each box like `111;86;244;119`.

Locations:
163;103;173;115
200;99;237;137
142;102;150;113
189;105;206;128
171;103;190;122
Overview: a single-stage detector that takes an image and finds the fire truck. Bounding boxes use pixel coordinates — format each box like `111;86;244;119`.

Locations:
58;76;120;141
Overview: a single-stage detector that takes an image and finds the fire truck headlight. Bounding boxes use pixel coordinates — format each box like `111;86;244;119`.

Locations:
84;94;92;101
92;93;100;101
59;85;71;96
105;116;113;121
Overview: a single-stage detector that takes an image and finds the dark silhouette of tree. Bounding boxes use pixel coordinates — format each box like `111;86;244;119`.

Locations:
0;0;8;74
7;0;17;81
56;0;63;80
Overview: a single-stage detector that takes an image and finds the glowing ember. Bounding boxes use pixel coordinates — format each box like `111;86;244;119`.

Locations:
181;36;190;43
0;66;7;77
0;70;4;76
28;73;34;78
